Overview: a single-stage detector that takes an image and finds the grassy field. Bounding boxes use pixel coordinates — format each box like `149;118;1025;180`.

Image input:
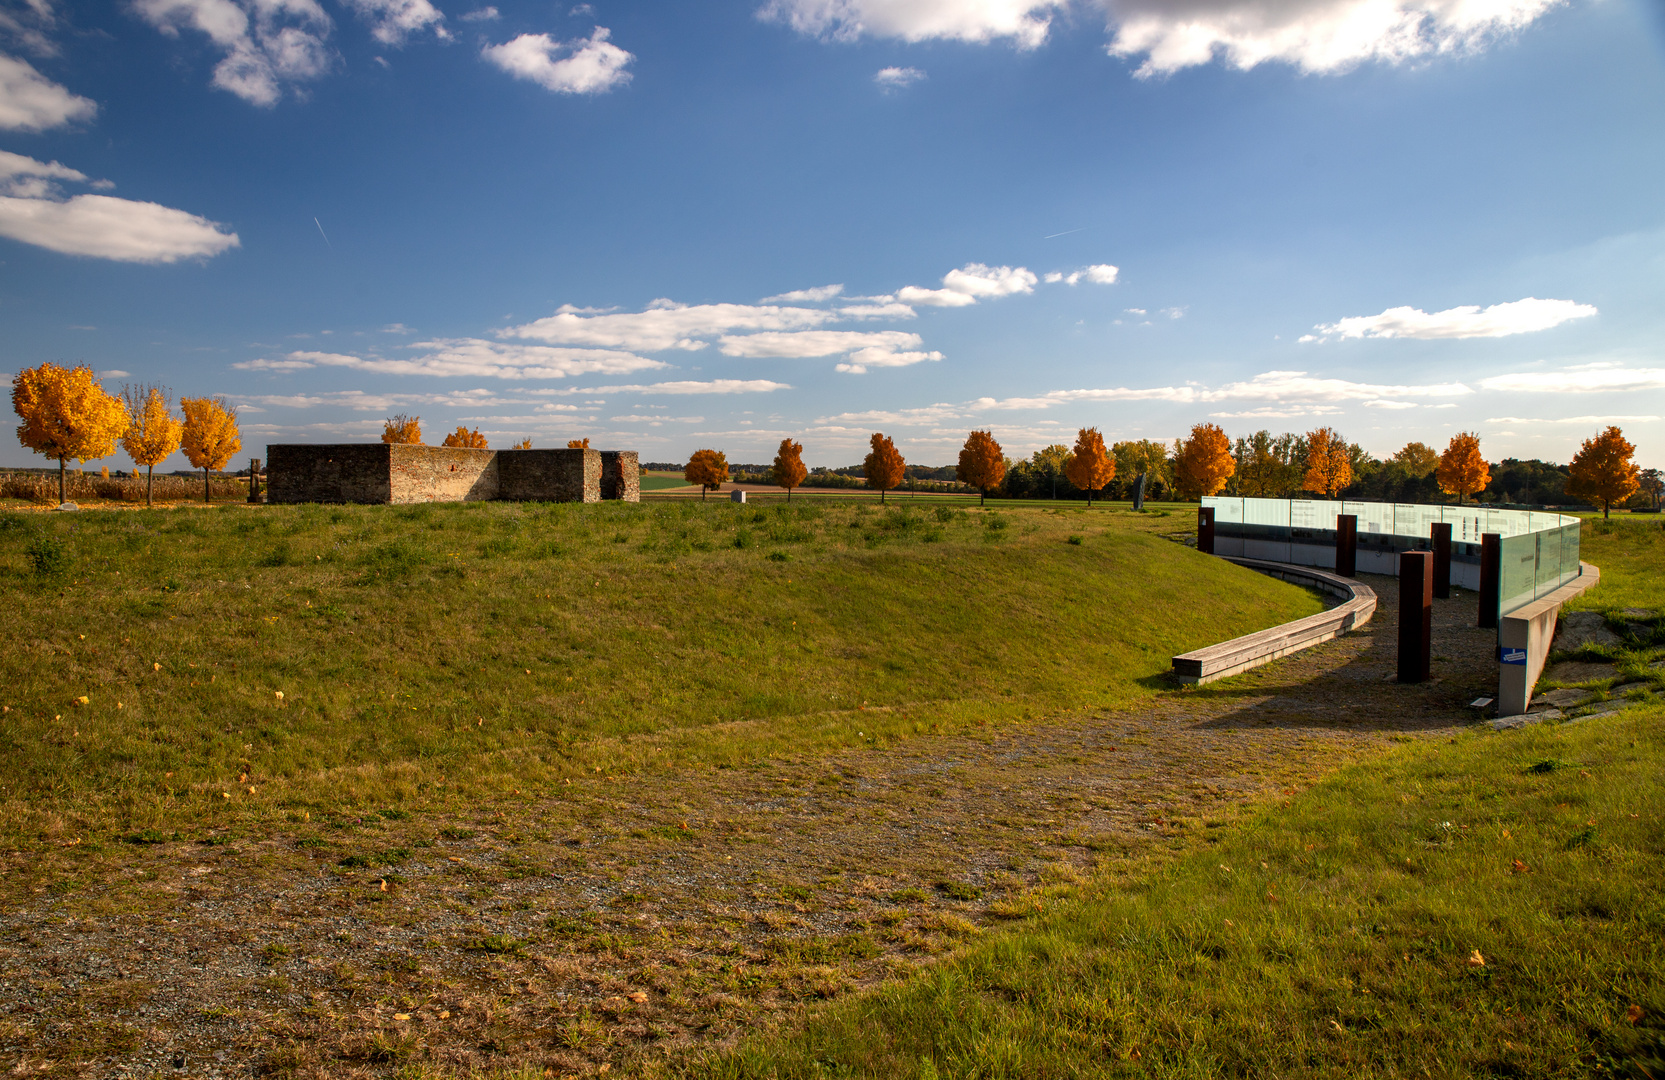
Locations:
1569;514;1665;614
0;499;1319;850
692;702;1665;1080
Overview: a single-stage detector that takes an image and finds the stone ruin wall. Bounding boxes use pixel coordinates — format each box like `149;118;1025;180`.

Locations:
266;445;638;504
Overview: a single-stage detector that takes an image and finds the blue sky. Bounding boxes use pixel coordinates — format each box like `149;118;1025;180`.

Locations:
2;0;1662;472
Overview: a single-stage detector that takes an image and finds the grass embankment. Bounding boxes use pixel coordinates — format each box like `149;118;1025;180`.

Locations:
0;500;1319;848
1569;515;1665;614
694;704;1665;1080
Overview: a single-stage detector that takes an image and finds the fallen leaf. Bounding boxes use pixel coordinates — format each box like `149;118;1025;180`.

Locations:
1502;829;1511;839
628;991;648;1003
438;1010;450;1019
1329;1019;1345;1032
393;1013;410;1021
1629;1005;1645;1024
379;879;388;892
1468;949;1486;967
74;695;88;706
274;691;284;701
153;662;161;671
1511;860;1530;874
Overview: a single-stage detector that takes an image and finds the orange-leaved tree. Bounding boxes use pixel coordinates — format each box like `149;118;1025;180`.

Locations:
12;362;130;504
567;438;590;449
510;438;533;450
1435;432;1490;504
1301;427;1353;497
685;448;727;500
120;384;184;507
180;396;241;504
1172;422;1235;500
772;437;807;502
957;429;1005;506
1567;425;1641;519
1063;426;1114;506
381;414;422;444
864;432;905;503
441;426;488;449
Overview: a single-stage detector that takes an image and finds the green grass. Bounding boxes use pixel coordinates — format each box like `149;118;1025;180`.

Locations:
0;500;1318;847
690;703;1665;1080
639;474;697;491
1570;515;1665;614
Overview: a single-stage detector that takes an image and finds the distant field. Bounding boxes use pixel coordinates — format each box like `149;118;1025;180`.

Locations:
638;473;695;491
0;500;1321;848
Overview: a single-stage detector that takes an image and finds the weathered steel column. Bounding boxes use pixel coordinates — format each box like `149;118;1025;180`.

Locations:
1479;533;1501;629
1197;506;1215;555
1335;514;1357;577
1431;522;1452;599
1398;551;1433;684
248;457;262;504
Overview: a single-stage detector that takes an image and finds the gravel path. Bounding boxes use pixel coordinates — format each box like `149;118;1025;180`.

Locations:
0;573;1502;1079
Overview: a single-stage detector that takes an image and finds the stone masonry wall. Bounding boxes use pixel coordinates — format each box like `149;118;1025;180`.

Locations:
599;451;640;502
497;448;599;502
266;444;638;504
387;444;497;504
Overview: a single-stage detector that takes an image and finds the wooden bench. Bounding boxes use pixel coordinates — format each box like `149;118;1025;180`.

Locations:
1171;558;1377;685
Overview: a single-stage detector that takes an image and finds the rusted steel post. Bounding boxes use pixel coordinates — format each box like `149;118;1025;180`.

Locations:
1479;533;1501;629
1431;522;1452;599
1335;514;1357;578
1398;551;1433;684
1197;506;1215;554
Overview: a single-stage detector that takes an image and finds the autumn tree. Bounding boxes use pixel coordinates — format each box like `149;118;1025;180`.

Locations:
1112;439;1169;507
1392;441;1439;478
508;438;533;450
863;432;905;503
956;430;1005;505
1301;427;1353;497
13;362;130;504
441;426;489;449
566;438;590;449
1567;425;1641;519
685;448;728;500
120;384;184;507
381;414;422;445
1172;422;1236;500
1063;427;1115;506
1435;432;1490;505
772;438;807;502
180;396;241;504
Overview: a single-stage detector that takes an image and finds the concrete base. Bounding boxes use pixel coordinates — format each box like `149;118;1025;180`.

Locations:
1496;562;1600;716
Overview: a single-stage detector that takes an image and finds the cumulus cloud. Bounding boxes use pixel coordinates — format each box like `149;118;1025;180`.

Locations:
1105;0;1563;78
458;5;498;19
482;26;633;94
341;0;448;44
563;379;792;395
0;53;96;130
874;64;924;89
1477;363;1665;394
1485;414;1662;425
1044;263;1119;286
759;0;1065;48
0;151;240;262
1303;297;1597;342
836;347;941;374
898;262;1037;307
761;283;844;303
716;329;927;359
132;0;333;106
505;300;840;352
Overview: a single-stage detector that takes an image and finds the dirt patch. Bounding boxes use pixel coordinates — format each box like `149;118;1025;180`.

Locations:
0;573;1500;1078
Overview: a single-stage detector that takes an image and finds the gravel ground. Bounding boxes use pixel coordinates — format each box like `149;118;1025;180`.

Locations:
0;573;1505;1079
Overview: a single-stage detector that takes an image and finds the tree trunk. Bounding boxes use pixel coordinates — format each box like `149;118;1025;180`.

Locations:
1604;499;1610;519
58;458;66;504
979;488;986;506
204;467;211;503
146;465;154;508
880;489;886;504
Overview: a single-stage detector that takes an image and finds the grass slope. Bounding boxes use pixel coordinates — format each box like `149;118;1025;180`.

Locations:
693;704;1665;1080
0;501;1318;847
1570;516;1665;614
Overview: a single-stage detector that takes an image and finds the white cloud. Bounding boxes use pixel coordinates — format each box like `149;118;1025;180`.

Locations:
505;300;839;351
1208;406;1345;418
838;301;916;319
1303;297;1597;342
0;0;61;57
836;347;941;374
1105;0;1563;78
897;262;1037;307
759;0;1065;48
341;0;448;44
571;379;792;395
1477;363;1665;394
458;5;499;19
0;53;96;131
232;357;317;371
0;153;239;262
761;283;844;303
717;329;927;358
100;369;130;378
609;414;704;424
1361;399;1418;409
874;64;925;89
132;0;333;106
277;340;665;380
1485;414;1662;425
1046;263;1119;286
482;26;633;94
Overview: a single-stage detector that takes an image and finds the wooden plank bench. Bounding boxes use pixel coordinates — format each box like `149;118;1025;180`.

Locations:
1171;558;1377;685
